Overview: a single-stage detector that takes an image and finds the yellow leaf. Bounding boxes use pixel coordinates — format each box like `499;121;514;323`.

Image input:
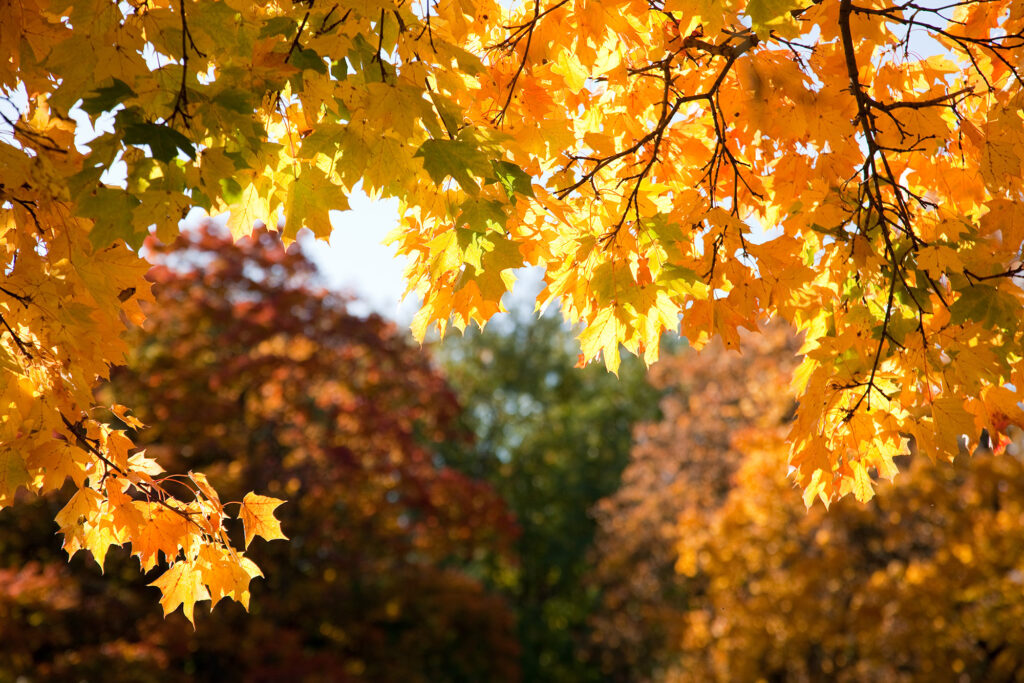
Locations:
199;545;263;610
227;181;273;239
553;50;588;94
932;396;979;459
850;460;875;503
55;488;103;537
239;492;288;548
0;448;32;505
579;306;624;375
149;560;211;627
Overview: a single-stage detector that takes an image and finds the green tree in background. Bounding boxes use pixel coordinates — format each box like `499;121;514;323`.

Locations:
438;313;664;682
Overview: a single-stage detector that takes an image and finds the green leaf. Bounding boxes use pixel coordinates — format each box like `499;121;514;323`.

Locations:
212;89;255;115
291;48;327;74
66;164;106;201
78;187;144;249
745;0;807;38
258;16;297;38
80;78;136;116
124;123;196;163
950;284;1022;329
219;177;244;204
427;91;461;139
285;166;347;240
660;264;710;299
490;160;534;202
416;139;492;194
330;58;348;81
457;198;507;233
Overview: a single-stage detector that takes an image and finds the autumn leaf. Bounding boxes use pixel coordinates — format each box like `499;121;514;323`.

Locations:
149;560;211;627
239;493;287;549
746;0;808;38
198;545;262;611
932;396;979;458
415;138;492;194
0;449;31;506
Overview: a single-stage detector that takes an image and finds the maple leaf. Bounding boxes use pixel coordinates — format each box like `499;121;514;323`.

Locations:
415;137;492;194
746;0;809;38
149;560;212;627
239;493;288;549
198;545;263;611
931;396;980;458
0;449;31;506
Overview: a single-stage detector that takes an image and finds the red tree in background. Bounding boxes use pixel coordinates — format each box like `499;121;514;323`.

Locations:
0;225;519;682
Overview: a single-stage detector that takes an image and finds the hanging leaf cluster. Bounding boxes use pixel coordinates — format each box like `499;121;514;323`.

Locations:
4;0;1024;610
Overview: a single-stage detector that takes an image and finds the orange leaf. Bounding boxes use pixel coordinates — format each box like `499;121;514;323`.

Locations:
239;492;287;548
149;560;211;627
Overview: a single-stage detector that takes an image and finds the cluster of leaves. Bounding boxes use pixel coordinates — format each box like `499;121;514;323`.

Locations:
438;312;663;682
395;0;1024;507
6;0;1024;602
0;226;519;680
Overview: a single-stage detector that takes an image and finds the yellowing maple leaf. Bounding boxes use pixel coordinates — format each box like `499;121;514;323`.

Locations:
199;545;264;611
579;306;626;376
149;560;212;627
239;492;288;548
0;449;31;506
931;396;980;458
850;460;875;503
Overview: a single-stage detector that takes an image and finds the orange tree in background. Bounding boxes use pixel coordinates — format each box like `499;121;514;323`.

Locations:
670;446;1024;682
5;0;1024;604
0;224;519;680
586;325;799;681
590;328;1024;681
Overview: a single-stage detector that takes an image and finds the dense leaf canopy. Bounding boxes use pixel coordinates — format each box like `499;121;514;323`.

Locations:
593;329;1024;682
3;0;1024;605
587;324;799;679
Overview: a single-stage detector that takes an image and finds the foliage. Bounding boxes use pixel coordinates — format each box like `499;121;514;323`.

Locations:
438;312;662;682
5;0;1024;601
592;325;1024;681
586;324;799;680
672;435;1024;681
0;225;519;680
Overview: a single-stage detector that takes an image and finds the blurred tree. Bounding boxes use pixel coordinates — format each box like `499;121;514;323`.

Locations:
586;324;800;681
438;313;663;682
591;324;1024;682
0;225;519;682
670;436;1024;682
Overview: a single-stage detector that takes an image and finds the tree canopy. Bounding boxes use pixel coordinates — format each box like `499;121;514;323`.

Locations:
3;0;1024;608
587;324;799;680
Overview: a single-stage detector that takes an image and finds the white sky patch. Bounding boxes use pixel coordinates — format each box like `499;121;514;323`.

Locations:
300;190;419;320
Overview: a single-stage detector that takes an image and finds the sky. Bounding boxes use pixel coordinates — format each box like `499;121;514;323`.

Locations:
301;192;547;327
297;192;419;321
